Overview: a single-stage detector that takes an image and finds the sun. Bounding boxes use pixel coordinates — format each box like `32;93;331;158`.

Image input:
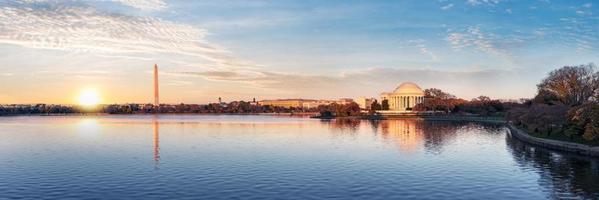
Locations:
78;89;101;106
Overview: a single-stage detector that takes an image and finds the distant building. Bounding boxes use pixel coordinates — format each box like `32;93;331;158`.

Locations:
258;98;353;109
380;82;425;111
250;98;258;106
258;99;310;108
301;100;327;109
355;97;375;110
337;98;354;105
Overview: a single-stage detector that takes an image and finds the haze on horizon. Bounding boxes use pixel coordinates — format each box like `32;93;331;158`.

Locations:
0;0;597;104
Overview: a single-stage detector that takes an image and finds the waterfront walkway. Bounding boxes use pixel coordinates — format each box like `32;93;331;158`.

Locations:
507;124;599;157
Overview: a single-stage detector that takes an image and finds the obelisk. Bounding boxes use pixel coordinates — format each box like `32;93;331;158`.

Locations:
154;64;159;106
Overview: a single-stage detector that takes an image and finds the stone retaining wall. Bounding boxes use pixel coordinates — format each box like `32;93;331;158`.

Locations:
423;116;506;124
507;124;599;157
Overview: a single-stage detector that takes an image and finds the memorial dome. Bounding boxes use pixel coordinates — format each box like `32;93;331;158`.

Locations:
393;82;424;95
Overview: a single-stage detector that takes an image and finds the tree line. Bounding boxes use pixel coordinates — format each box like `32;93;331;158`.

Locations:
508;63;598;142
0;101;315;115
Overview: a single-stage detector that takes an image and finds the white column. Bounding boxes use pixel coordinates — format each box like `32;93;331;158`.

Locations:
401;96;404;109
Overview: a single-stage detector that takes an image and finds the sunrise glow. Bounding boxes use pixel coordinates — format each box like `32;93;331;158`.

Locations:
78;89;101;106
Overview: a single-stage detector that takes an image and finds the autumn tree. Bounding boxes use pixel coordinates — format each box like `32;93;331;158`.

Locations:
425;88;456;99
567;103;599;141
510;64;599;142
422;88;459;112
537;63;597;106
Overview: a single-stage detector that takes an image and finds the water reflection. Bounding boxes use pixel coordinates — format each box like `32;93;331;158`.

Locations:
76;118;100;138
506;135;599;199
4;116;599;199
323;118;362;135
152;118;160;168
379;119;424;153
323;118;599;198
324;119;486;154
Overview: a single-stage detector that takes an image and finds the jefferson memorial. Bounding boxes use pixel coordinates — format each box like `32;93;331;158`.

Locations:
380;82;425;111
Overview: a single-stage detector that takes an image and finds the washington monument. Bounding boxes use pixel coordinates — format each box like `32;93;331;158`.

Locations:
154;64;159;106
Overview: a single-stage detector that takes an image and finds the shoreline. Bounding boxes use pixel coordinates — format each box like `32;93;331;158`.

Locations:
0;112;319;117
507;124;599;157
311;114;506;123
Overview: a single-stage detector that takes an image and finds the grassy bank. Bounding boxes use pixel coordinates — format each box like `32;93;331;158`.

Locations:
515;125;599;147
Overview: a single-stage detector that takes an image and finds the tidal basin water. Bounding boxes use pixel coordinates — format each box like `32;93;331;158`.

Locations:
1;115;598;200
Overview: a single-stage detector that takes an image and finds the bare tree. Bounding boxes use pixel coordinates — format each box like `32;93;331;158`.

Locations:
424;88;456;99
537;63;597;106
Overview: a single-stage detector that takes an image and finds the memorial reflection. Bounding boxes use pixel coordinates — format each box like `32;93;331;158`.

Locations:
325;119;472;154
379;119;424;153
506;135;599;199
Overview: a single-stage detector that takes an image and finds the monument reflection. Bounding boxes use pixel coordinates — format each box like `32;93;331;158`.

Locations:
152;119;160;168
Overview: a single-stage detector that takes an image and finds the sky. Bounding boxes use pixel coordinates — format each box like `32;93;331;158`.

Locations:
0;0;597;104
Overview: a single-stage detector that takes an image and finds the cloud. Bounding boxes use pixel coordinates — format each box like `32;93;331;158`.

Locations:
16;0;167;11
177;67;517;99
466;0;503;6
166;80;193;86
0;2;254;70
554;17;598;52
446;26;517;62
407;39;439;61
441;4;454;10
113;0;166;11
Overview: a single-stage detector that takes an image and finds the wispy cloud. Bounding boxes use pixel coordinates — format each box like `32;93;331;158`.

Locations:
446;26;517;62
441;4;454;10
0;2;256;71
177;67;517;99
466;0;503;6
554;16;598;52
113;0;166;11
16;0;167;11
407;39;439;61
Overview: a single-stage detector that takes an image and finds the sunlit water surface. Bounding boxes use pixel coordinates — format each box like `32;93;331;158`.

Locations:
1;115;598;199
